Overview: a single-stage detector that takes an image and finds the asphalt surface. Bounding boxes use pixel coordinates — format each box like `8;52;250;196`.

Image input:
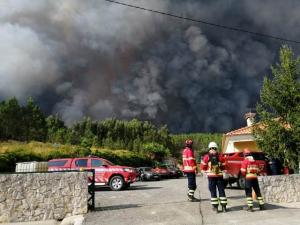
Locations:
84;176;300;225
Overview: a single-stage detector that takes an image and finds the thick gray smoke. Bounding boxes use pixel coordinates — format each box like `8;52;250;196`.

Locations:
1;0;300;132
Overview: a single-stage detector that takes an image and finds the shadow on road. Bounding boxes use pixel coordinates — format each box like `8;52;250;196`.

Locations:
94;204;142;211
264;203;299;210
226;203;298;212
129;185;162;190
200;195;245;202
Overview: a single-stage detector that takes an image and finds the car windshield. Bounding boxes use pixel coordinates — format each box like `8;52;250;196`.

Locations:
103;159;115;166
144;167;152;171
251;153;266;160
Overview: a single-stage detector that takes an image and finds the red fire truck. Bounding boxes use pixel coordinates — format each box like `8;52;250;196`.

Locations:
222;151;268;188
48;156;138;191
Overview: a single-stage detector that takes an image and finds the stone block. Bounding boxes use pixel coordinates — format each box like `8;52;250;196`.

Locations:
0;172;88;222
259;174;300;203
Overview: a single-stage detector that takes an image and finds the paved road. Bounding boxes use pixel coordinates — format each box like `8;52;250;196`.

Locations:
84;176;300;225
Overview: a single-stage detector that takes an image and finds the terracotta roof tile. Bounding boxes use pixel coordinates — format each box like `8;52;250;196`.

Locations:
225;126;253;136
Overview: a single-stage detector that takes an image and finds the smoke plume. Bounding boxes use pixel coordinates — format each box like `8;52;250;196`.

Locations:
1;0;300;133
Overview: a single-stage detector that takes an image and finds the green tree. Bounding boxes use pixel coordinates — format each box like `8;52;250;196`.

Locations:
46;114;67;143
0;97;23;140
254;45;300;170
23;97;47;142
141;142;171;161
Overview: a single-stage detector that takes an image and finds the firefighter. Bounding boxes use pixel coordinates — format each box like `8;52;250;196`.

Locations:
182;139;197;201
200;142;227;213
241;148;265;212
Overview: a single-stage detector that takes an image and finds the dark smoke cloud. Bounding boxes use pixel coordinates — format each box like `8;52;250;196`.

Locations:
1;0;300;133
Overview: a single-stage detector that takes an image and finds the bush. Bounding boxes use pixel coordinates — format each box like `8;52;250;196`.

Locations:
0;141;155;172
91;148;153;167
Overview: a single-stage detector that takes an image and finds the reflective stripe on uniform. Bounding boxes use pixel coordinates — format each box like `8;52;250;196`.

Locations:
188;189;195;196
207;172;223;176
257;197;264;205
246;173;257;179
183;157;195;160
184;166;193;170
211;198;219;205
219;197;227;204
188;189;195;194
247;197;253;206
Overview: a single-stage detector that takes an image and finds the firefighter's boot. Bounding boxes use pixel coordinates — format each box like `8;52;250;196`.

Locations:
257;196;265;210
187;195;194;201
219;197;227;212
187;189;195;202
245;206;253;212
259;204;265;210
211;197;219;212
246;197;254;212
221;205;227;213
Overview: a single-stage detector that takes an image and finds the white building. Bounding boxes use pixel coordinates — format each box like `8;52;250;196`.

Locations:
222;112;261;153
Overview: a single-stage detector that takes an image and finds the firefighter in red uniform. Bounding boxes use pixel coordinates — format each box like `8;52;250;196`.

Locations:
200;142;227;213
241;148;265;212
182;139;197;201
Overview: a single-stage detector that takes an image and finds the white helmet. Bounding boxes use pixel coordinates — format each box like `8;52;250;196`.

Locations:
208;142;218;149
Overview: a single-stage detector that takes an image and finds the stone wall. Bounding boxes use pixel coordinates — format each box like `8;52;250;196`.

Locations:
0;172;88;223
258;174;300;203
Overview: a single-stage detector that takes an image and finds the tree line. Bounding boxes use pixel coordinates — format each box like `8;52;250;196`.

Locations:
1;98;221;161
0;99;173;157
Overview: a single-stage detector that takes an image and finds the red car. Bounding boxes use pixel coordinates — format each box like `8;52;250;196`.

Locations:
48;156;138;191
153;165;171;178
222;151;268;188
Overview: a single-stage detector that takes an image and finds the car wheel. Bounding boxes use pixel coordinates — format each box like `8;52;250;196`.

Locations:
109;175;124;191
237;175;245;189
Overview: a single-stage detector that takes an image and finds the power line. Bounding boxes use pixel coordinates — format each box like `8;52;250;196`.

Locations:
104;0;300;44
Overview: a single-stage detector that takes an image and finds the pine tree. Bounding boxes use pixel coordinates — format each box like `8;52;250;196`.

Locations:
254;45;300;171
23;97;47;142
0;97;23;140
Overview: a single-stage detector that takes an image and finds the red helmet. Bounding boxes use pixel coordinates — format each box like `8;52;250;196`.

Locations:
185;139;193;147
243;148;251;155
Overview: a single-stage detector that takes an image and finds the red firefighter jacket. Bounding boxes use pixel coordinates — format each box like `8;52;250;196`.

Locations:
240;156;260;180
200;154;226;177
182;147;197;173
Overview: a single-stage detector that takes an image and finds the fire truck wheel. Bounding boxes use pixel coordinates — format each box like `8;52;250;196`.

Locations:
237;175;245;189
109;175;124;191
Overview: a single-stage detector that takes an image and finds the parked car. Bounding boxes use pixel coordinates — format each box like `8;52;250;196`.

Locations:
153;165;171;178
166;166;182;178
48;156;138;191
138;167;160;181
222;151;268;188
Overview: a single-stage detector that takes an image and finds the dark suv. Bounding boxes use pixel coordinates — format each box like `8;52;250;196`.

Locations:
138;167;160;181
